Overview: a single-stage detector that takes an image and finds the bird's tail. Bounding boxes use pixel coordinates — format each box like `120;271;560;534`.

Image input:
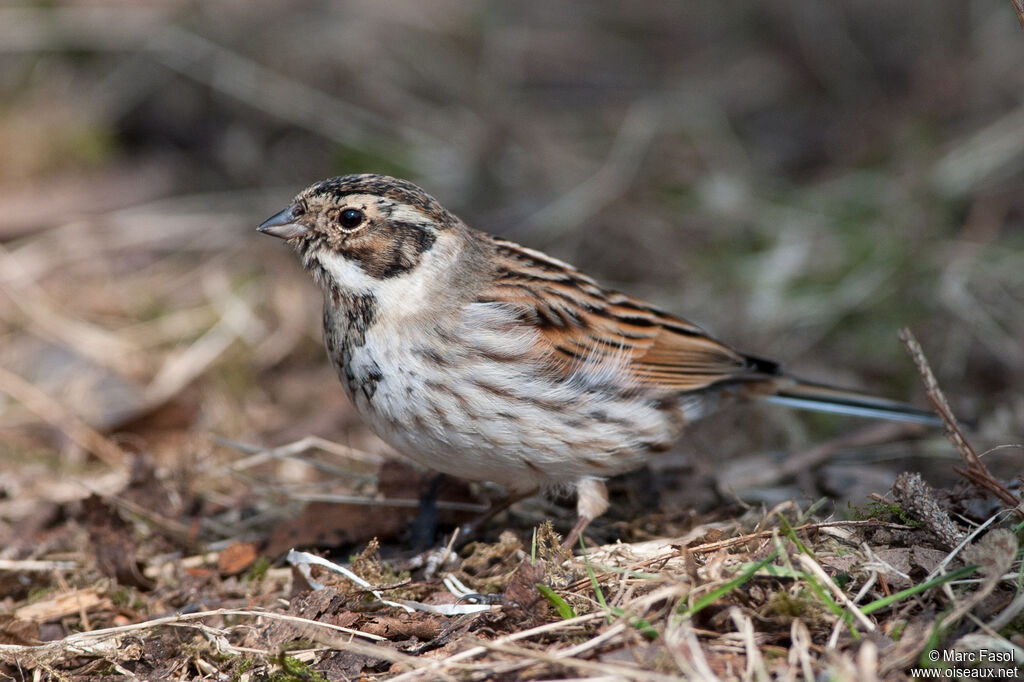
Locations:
762;378;941;426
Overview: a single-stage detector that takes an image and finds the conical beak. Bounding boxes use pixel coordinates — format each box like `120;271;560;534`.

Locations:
257;205;309;239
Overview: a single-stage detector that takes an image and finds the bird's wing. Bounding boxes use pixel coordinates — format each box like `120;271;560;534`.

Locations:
477;238;777;392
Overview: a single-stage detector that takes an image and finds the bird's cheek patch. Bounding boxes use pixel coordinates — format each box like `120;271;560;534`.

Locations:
343;226;437;280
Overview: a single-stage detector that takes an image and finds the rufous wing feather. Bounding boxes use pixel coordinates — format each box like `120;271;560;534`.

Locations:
479;237;777;393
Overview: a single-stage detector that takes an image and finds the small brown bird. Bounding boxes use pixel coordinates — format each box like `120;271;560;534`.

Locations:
259;174;938;545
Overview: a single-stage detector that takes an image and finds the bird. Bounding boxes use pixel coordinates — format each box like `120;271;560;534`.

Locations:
258;173;939;547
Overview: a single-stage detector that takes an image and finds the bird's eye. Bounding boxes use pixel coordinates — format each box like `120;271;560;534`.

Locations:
293;202;306;217
339;208;364;230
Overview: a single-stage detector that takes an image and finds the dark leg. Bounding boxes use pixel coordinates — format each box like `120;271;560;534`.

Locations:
410;473;444;550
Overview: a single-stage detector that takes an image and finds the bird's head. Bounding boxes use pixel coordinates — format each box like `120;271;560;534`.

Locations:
258;174;460;287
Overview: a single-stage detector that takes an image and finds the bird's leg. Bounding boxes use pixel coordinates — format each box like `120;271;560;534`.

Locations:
410;473;445;550
562;516;590;549
458;487;538;542
563;478;609;549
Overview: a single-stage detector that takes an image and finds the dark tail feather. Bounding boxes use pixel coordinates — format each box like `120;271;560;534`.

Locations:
763;379;941;426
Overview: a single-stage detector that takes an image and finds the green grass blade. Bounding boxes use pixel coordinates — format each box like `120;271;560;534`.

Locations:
777;512;813;558
680;550;778;617
536;584;576;619
609;606;659;640
860;565;978;616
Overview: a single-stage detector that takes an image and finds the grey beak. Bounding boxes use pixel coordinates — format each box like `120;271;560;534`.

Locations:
257;205;309;239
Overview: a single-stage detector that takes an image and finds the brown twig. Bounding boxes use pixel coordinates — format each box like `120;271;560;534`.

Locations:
1013;0;1024;31
899;328;1023;518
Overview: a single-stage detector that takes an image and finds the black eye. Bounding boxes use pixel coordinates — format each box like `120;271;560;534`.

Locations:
340;208;364;229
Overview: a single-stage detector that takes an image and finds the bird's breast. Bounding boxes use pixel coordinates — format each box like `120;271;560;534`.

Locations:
321;298;686;488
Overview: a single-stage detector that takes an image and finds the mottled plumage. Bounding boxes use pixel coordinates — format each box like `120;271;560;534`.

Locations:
259;174;938;545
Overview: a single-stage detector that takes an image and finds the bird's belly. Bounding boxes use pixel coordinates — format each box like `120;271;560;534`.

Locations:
333;340;681;490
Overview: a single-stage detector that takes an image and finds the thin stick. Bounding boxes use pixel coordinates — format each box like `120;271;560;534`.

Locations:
899;328;1022;517
1013;0;1024;32
0;607;387;657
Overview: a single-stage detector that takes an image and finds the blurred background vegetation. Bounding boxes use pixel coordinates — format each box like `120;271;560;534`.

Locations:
1;1;1021;537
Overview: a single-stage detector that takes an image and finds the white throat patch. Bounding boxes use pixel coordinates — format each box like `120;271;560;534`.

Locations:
313;234;461;320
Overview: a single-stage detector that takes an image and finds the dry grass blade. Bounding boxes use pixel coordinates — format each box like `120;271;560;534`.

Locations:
0;608;389;665
796;554;875;633
664;617;718;680
14;587;110;623
942;529;1018;626
729;608;769;682
143;300;249;407
788;619;815;682
0;244;143;377
388;612;608;682
225;434;384;470
0;559;78;572
855;641;880;682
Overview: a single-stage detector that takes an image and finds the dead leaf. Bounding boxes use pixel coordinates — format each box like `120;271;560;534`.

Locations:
218;541;258;575
872;548;912;588
0;615;40;645
361;614;444;640
501;558;550;628
911;547;949;574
